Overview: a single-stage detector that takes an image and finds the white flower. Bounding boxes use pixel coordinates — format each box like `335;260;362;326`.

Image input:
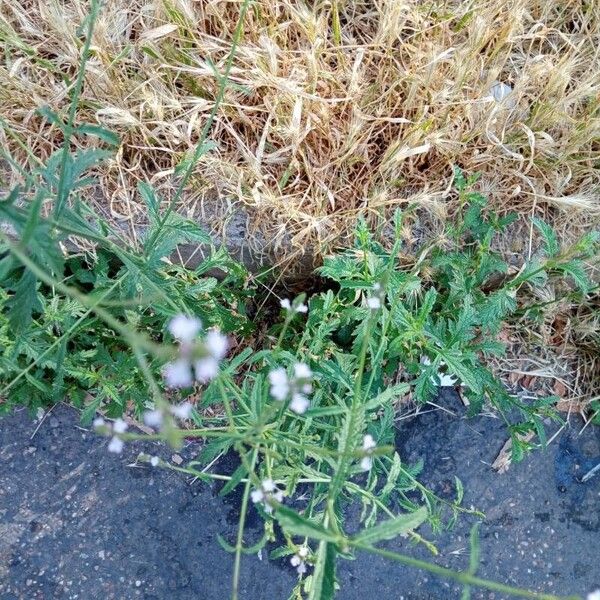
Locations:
164;358;193;388
261;478;276;492
290;546;310;575
290;393;309;414
269;368;290;401
194;357;219;382
113;418;128;434
205;330;228;359
168;314;202;344
250;488;264;504
269;363;313;413
107;436;124;454
360;434;376;471
367;296;381;310
251;479;284;513
93;417;106;429
280;298;308;314
294;363;312;380
171;402;192;420
588;592;600;600
150;456;160;467
143;409;163;428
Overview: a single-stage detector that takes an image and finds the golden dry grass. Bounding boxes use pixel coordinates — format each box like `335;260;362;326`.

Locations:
1;0;599;265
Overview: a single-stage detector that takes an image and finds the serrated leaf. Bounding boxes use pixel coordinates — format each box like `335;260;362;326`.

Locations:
76;124;120;146
275;505;340;543
532;218;559;257
353;506;427;546
5;269;41;332
309;541;337;600
365;383;409;411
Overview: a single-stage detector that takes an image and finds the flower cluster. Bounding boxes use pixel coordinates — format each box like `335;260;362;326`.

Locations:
93;417;128;454
360;434;377;471
280;298;308;314
290;546;310;575
268;363;313;414
366;282;384;310
163;315;228;388
143;401;192;429
250;479;284;514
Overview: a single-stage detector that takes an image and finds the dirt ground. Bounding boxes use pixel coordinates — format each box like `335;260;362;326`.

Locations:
0;391;598;599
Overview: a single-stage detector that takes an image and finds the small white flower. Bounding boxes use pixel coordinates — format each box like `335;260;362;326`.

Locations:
280;298;308;314
289;393;309;414
251;479;284;513
294;363;312;380
168;314;202;344
205;330;228;359
171;402;192;420
360;434;377;471
262;478;276;492
150;456;160;467
587;592;600;600
92;417;106;429
269;368;290;401
367;296;381;310
363;434;376;450
112;418;128;434
164;358;193;388
194;356;219;382
250;488;264;504
107;436;124;454
290;546;310;575
143;409;163;428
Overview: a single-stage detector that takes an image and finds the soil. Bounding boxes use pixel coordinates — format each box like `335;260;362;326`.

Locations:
1;391;598;600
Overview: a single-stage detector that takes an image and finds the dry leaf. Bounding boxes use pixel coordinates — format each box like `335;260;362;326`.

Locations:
140;24;178;42
492;432;535;473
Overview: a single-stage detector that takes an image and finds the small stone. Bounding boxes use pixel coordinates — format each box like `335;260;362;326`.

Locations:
135;580;142;587
49;417;60;428
171;454;183;465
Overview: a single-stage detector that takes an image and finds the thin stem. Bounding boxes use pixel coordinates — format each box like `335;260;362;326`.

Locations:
231;448;258;600
147;0;252;251
54;0;101;217
351;543;579;600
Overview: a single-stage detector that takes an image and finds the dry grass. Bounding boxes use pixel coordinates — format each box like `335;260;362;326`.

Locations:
1;0;599;264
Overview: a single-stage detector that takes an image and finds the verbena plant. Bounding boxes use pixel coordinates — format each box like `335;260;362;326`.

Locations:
0;2;595;600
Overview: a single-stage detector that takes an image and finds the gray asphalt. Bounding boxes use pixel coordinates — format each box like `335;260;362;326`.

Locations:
0;392;598;599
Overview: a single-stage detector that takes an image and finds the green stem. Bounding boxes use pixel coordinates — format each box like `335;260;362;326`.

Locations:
352;543;579;600
54;0;101;217
231;448;258;600
147;0;252;251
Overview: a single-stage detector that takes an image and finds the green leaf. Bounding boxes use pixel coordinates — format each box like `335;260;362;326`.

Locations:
532;218;559;257
275;505;340;543
5;269;41;332
309;541;337;600
353;506;427;546
461;522;481;600
80;395;102;426
76;124;120;146
365;383;410;411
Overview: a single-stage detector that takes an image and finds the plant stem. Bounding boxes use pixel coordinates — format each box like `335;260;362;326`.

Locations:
352;543;580;600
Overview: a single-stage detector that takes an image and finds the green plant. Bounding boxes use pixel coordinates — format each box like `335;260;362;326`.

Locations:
0;2;594;599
